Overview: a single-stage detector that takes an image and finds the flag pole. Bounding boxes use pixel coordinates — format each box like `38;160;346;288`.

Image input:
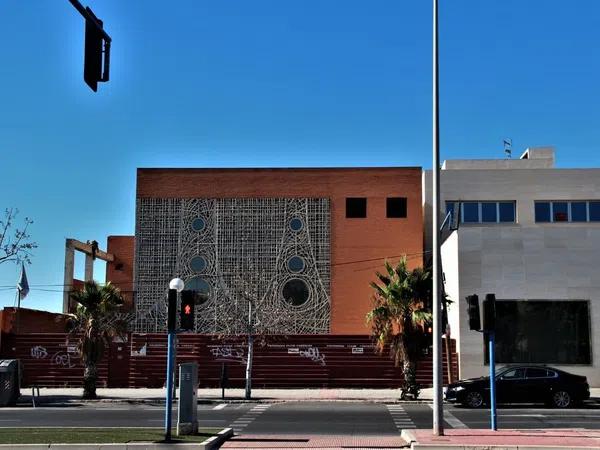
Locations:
16;287;21;334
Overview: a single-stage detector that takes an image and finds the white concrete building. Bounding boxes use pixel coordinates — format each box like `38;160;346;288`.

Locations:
424;147;600;386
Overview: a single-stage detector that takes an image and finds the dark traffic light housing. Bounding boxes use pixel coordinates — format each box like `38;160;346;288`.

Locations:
82;7;110;91
466;294;481;331
180;290;195;331
483;293;496;333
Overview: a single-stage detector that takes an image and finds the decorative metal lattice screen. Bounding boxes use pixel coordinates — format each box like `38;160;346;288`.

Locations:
134;198;330;334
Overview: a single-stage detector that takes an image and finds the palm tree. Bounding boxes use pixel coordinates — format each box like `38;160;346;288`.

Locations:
68;281;126;399
366;257;432;400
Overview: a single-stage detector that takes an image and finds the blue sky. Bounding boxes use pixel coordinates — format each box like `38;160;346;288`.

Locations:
1;1;599;312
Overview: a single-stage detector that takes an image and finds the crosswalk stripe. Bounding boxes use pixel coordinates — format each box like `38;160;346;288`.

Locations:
213;403;227;410
427;404;468;429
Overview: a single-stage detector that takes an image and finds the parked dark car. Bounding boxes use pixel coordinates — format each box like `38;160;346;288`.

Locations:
445;366;590;408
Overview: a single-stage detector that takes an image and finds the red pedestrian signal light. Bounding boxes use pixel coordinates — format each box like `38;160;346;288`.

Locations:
180;290;195;331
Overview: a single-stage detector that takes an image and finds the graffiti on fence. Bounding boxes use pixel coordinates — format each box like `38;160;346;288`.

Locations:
30;346;48;359
298;347;326;366
51;351;78;368
208;345;247;364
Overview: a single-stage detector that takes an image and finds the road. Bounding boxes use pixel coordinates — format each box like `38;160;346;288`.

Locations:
1;401;599;435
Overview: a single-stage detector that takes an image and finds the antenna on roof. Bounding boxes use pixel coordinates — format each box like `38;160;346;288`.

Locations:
504;138;512;159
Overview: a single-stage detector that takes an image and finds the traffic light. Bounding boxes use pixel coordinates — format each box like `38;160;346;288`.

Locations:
483;293;496;332
180;290;195;331
466;294;481;331
83;8;104;92
167;289;177;332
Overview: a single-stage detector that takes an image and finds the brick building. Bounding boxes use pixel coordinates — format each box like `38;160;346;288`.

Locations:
108;167;424;335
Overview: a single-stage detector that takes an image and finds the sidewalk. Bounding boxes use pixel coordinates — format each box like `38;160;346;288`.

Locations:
402;428;600;449
18;387;600;405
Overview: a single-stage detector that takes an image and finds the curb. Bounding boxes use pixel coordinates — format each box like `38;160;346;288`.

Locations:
18;397;433;406
400;430;600;450
0;428;234;449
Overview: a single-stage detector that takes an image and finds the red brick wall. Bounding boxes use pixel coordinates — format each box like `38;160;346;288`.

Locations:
0;308;68;334
106;236;135;310
137;168;424;335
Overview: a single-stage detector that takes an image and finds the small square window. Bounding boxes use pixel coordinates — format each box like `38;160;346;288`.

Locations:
535;202;551;222
481;202;497;222
463;203;479;223
553;202;568;222
346;198;367;218
571;202;587;222
386;197;407;218
590;202;600;222
498;202;516;222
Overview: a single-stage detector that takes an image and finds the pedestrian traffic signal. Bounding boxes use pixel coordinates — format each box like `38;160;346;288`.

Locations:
466;294;481;331
180;290;195;331
167;288;177;332
483;293;496;332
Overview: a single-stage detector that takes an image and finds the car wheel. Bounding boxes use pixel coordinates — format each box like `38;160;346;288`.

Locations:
463;391;484;408
552;390;572;408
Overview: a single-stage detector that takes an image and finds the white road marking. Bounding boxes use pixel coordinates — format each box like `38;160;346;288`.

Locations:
430;404;468;429
228;404;272;435
213;403;227;410
386;404;416;430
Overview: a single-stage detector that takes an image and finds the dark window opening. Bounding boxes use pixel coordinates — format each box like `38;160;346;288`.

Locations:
571;202;587;222
535;202;551;222
498;202;516;222
346;197;367;218
553;202;568;222
386;197;407;218
485;300;591;365
481;202;497;223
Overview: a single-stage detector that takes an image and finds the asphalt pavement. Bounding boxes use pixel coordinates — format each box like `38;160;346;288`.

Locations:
1;401;600;436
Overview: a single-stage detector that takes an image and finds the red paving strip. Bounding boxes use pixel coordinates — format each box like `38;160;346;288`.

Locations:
405;428;600;448
221;434;409;449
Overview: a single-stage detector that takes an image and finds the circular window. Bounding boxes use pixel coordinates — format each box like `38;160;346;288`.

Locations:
289;217;304;232
190;256;207;273
282;279;309;306
184;277;210;305
287;256;305;273
191;217;206;232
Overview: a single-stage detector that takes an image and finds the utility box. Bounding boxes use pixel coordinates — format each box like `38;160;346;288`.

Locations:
0;360;21;407
177;362;198;435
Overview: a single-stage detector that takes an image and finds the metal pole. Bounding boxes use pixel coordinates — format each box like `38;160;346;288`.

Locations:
165;331;175;441
432;0;444;436
489;332;497;430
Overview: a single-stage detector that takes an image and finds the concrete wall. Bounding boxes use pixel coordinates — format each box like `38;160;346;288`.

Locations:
429;162;600;386
443;226;600;386
136;167;424;335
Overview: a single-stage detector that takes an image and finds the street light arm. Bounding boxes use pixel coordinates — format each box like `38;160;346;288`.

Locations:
67;0;112;43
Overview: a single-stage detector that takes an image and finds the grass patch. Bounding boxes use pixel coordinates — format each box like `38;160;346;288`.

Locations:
0;427;221;444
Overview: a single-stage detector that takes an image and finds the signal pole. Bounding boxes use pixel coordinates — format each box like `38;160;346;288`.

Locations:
432;0;444;437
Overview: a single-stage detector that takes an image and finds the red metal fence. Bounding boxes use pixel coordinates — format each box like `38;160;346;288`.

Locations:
1;333;458;389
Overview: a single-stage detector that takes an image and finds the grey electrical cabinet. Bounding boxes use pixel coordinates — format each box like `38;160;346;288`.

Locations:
177;362;198;435
0;360;21;407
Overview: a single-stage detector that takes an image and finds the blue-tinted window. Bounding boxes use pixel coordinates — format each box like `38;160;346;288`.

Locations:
481;203;497;223
498;202;516;222
445;202;455;220
590;202;600;222
535;202;551;222
463;203;479;223
571;202;587;222
553;202;568;222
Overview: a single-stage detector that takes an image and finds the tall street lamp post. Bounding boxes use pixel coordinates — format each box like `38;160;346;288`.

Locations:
165;277;184;441
432;0;444;437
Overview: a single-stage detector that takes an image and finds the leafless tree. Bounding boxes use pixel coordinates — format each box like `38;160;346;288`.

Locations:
215;268;294;400
0;208;37;265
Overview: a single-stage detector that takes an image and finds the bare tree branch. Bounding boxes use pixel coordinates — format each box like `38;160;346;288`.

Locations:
0;209;38;265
